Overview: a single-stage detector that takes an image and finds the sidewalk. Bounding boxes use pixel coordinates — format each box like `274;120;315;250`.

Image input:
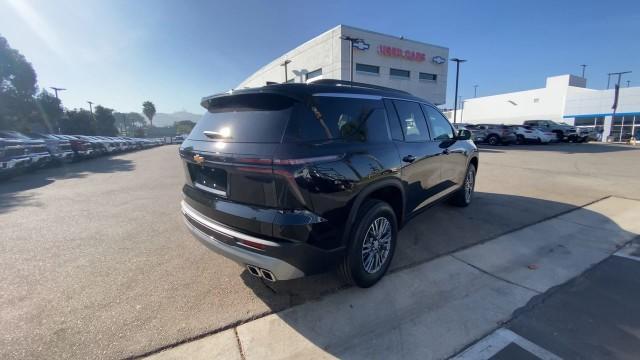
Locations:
145;197;640;360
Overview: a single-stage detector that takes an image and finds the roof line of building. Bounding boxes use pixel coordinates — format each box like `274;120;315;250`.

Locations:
339;24;449;50
563;111;640;118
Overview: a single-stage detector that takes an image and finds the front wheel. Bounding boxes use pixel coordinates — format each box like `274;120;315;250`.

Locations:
487;135;499;146
449;164;476;207
339;200;397;288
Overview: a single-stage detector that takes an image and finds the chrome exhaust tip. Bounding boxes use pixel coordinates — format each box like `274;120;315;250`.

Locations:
260;269;276;282
246;265;261;277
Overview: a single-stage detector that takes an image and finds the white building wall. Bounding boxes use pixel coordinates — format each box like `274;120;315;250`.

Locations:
238;25;449;105
459;75;582;124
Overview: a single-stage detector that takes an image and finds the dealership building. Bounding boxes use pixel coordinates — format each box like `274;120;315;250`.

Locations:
457;74;640;142
238;25;450;105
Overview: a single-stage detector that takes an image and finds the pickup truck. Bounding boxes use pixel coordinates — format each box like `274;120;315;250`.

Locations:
522;120;579;142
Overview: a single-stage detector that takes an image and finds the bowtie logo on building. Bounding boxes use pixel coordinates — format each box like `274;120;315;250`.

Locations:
432;56;446;65
352;39;370;51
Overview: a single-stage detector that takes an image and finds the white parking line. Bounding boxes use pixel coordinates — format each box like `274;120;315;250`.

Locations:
451;328;562;360
613;242;640;262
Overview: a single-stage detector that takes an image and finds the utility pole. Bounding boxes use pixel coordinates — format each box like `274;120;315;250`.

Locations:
450;58;467;124
580;64;587;78
473;85;478;98
280;60;291;83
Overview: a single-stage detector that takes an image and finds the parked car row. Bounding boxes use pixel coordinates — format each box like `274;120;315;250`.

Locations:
453;120;597;146
0;130;165;179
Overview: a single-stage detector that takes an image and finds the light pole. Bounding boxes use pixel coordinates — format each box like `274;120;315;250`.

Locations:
280;60;291;83
473;85;478;98
580;64;587;78
87;101;94;119
450;58;467;123
340;35;364;82
627;80;631;88
50;87;66;99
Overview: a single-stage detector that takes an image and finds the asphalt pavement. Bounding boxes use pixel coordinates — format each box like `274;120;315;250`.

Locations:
1;142;639;359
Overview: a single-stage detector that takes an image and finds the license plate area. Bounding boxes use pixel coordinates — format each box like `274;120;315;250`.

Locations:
189;163;228;197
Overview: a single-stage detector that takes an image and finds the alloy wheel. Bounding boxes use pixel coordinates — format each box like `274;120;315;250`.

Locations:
361;217;392;274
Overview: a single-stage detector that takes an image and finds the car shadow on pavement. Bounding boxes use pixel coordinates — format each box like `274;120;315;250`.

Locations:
0;156;135;214
238;192;637;358
240;192;625;316
482;143;640;154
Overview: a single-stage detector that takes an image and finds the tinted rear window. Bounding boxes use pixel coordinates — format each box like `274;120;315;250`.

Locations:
285;96;389;143
189;93;295;143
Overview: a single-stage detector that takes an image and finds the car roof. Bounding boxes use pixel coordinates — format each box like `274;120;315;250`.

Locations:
201;80;430;109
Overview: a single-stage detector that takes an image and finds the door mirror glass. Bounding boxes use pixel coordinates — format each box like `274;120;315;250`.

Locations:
456;129;472;140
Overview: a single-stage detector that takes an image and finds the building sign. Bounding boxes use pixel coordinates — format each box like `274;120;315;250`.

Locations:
377;45;426;62
352;39;370;51
432;56;446;65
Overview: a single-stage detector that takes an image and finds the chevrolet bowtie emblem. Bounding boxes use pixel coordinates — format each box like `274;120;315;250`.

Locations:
193;154;205;165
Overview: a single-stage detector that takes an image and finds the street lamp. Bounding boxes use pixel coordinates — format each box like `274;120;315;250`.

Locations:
580;64;587;78
340;35;364;82
280;60;291;83
50;87;66;99
473;85;478;98
87;101;94;119
450;58;467;123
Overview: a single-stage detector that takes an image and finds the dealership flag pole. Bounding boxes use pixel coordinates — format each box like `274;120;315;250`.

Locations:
609;71;631;142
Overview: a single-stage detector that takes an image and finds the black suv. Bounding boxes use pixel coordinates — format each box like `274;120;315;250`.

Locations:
179;80;479;287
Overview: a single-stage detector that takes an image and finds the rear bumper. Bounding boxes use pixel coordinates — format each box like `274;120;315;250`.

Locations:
1;156;31;170
54;151;75;161
30;152;52;166
182;201;306;280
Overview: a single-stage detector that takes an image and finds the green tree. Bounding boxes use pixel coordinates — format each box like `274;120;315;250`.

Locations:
142;101;156;127
61;109;95;135
114;112;147;136
175;120;196;135
94;105;118;136
32;90;64;133
0;35;38;130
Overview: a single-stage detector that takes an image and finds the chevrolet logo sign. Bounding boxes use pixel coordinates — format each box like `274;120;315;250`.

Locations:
193;154;205;165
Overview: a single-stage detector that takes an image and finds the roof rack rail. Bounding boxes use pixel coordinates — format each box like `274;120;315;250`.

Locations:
310;79;412;95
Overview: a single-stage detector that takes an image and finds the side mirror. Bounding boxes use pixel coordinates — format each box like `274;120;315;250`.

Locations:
456;129;472;140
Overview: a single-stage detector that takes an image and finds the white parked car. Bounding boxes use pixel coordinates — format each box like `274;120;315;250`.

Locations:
510;125;556;144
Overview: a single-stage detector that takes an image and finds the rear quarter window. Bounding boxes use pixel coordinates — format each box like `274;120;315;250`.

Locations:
285;96;390;143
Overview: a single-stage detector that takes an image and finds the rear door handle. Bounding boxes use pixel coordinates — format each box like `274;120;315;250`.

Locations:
402;155;416;163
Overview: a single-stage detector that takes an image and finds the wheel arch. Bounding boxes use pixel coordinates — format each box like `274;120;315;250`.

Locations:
341;178;405;247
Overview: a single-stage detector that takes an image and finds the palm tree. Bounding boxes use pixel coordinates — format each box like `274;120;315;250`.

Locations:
142;101;156;127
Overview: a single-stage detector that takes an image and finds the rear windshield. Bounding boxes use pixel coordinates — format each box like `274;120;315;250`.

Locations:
189;93;295;143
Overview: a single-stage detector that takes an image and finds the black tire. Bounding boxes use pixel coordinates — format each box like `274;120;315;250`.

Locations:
516;135;524;145
338;199;397;288
487;134;500;146
449;163;476;207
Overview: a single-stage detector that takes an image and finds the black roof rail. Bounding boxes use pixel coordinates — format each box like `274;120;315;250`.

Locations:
310;79;412;95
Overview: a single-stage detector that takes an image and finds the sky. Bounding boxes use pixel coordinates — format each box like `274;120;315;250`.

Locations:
1;0;639;115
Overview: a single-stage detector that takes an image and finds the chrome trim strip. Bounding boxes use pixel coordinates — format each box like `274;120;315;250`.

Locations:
181;201;280;247
194;182;227;197
312;93;382;100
